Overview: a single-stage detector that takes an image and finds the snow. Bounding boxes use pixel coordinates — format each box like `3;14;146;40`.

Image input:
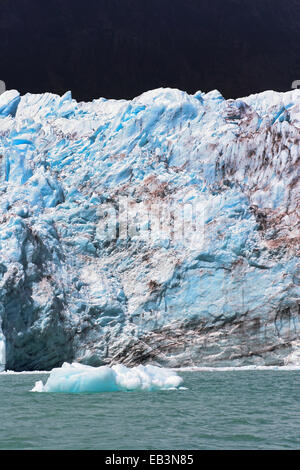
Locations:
31;362;184;393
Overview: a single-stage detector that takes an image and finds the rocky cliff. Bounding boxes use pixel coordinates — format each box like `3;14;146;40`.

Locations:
0;86;300;371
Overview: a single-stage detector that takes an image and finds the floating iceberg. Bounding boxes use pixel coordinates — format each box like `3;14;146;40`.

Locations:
31;362;184;393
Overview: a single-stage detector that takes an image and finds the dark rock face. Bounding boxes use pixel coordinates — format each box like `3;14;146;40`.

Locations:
1;0;300;101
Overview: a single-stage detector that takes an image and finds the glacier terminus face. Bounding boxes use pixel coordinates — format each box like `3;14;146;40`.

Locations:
0;86;300;371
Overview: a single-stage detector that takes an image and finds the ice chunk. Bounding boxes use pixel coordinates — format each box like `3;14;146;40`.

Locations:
31;362;183;393
0;90;20;117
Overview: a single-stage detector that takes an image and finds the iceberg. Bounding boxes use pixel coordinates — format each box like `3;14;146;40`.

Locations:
31;362;184;393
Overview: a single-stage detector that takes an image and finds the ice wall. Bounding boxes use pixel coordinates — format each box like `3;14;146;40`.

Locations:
0;319;5;372
0;87;300;370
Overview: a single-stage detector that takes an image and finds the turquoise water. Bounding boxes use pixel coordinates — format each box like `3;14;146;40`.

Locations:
0;370;299;450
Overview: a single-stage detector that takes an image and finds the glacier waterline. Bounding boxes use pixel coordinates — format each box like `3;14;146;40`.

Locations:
1;364;300;376
0;86;300;370
0;370;299;449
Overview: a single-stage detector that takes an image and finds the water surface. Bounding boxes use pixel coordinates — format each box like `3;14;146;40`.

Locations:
0;370;299;449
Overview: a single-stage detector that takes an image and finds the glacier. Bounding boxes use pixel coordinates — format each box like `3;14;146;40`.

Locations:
0;86;300;371
31;362;183;393
0;318;5;372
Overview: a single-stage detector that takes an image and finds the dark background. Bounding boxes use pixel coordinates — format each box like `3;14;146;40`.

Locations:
1;0;300;101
